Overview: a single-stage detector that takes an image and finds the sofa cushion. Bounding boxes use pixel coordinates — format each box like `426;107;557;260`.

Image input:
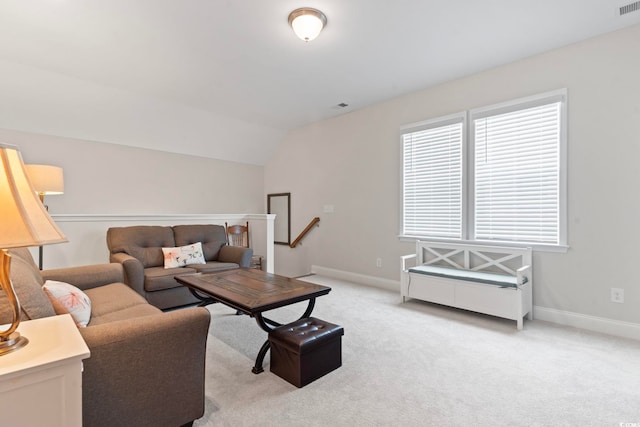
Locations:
84;282;161;326
144;266;198;292
1;248;56;324
88;304;162;326
173;224;227;262
190;262;239;273
408;265;520;287
85;282;149;317
107;226;176;268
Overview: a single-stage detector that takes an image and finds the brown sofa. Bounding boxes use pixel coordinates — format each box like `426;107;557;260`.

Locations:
1;248;211;427
107;224;253;309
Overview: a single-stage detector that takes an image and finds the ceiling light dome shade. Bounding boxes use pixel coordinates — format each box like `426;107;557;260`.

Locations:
288;8;327;42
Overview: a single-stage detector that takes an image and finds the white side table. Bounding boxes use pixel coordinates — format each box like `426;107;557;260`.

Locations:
0;314;90;427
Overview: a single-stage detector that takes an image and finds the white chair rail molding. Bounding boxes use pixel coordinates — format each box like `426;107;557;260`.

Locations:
401;241;533;330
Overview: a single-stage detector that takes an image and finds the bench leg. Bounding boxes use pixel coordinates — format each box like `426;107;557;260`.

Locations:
517;317;523;330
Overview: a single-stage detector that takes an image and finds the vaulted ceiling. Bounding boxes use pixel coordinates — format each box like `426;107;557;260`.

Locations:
1;1;639;164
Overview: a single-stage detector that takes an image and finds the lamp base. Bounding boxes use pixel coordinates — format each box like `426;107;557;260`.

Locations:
0;331;28;356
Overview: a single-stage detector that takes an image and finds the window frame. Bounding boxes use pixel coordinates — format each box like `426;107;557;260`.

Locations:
399;89;568;252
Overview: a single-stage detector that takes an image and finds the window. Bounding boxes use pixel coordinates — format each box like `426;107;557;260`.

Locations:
401;90;567;248
401;114;465;240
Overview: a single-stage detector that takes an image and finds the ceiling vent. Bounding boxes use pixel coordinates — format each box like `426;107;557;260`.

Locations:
619;1;640;15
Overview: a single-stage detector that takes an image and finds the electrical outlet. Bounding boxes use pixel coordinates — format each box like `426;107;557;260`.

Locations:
376;258;382;268
611;288;624;303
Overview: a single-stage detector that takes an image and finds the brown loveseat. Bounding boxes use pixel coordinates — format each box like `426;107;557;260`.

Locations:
1;248;211;427
107;224;253;309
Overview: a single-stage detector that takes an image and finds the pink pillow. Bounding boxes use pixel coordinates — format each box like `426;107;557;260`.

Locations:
42;280;92;327
162;242;206;269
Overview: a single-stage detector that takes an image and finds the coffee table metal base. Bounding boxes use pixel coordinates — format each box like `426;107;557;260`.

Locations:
188;287;318;374
251;298;316;374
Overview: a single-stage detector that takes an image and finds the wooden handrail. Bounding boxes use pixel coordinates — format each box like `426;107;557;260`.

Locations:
290;217;320;248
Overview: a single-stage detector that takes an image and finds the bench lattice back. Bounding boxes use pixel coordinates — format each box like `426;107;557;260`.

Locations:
417;241;532;276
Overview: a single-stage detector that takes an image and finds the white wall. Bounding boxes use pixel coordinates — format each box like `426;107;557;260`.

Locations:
0;128;267;268
265;24;640;331
3;24;639;337
0;128;264;215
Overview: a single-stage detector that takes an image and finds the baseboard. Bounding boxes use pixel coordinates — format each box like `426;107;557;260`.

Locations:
310;265;399;292
310;264;640;341
534;306;640;341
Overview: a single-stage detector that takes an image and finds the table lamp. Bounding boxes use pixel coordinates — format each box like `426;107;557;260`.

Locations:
0;143;68;356
24;164;65;270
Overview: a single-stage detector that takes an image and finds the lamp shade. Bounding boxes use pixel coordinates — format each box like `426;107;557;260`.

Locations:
288;8;327;42
0;144;67;248
25;164;64;195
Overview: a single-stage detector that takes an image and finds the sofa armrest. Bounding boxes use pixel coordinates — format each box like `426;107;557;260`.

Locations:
109;252;145;296
79;307;211;427
218;245;253;268
42;263;125;291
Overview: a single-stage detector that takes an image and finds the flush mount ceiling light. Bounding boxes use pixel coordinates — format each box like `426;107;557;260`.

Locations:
288;7;327;42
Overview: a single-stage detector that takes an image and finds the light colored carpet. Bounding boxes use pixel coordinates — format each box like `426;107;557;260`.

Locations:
194;275;640;427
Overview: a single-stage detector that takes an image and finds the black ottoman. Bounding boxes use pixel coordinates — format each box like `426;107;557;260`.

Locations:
269;317;344;388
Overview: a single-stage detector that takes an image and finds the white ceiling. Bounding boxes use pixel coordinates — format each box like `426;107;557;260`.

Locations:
1;1;639;164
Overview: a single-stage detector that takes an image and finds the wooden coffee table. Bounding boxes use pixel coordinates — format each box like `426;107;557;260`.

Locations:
175;268;331;374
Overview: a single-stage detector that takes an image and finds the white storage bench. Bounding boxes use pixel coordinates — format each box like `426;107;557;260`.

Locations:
401;241;533;329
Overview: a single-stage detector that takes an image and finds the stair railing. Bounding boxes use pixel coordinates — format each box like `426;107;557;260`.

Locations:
290;217;320;248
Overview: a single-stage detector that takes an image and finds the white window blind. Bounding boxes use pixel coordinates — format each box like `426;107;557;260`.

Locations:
402;120;463;239
473;101;561;244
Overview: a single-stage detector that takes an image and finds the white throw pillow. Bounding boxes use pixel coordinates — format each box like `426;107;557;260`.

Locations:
162;242;206;269
42;280;92;327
